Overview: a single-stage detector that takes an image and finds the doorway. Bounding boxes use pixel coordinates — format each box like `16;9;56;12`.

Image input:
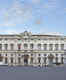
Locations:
48;54;54;65
24;55;29;66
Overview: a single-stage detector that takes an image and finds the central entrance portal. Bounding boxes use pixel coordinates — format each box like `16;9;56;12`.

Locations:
48;54;54;65
0;54;3;65
24;55;29;66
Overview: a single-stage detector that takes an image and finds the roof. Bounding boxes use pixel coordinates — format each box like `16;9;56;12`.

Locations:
0;31;65;38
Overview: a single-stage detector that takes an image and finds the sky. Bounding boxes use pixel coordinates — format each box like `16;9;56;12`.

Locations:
0;0;66;35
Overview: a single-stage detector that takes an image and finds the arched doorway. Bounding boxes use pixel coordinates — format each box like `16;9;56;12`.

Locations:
48;54;54;65
0;54;3;65
0;54;3;62
23;55;29;66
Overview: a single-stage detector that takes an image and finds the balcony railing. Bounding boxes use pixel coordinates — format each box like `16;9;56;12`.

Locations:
0;48;65;53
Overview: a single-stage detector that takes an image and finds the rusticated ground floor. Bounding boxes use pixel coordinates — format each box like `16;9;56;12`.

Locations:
0;52;65;67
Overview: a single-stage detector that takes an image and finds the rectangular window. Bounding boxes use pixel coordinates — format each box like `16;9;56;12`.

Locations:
11;57;13;63
10;44;14;50
49;44;53;51
0;44;2;50
55;44;58;51
18;57;21;63
44;44;47;50
18;44;21;50
24;44;28;49
5;58;8;64
61;44;64;50
4;44;8;50
38;44;41;50
30;44;34;49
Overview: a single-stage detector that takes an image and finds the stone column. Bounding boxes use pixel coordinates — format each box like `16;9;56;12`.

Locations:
33;53;37;66
21;55;24;66
3;54;5;64
28;43;30;50
40;56;44;67
2;44;4;51
34;42;37;50
41;44;44;50
28;54;31;66
47;43;49;51
22;56;24;66
59;44;61;51
53;44;55;51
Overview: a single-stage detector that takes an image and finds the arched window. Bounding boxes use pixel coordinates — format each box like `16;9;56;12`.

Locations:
48;54;54;64
43;44;47;51
31;54;33;56
4;44;8;50
30;44;34;49
44;54;47;57
38;54;41;56
0;44;2;50
0;54;3;62
24;44;28;49
43;57;47;64
61;54;64;64
5;54;7;56
55;44;58;51
10;44;14;50
18;44;21;50
56;54;58;63
61;44;64;50
49;44;53;51
38;44;41;50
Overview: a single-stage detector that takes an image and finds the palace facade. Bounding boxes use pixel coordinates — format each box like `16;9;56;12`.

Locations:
0;31;66;67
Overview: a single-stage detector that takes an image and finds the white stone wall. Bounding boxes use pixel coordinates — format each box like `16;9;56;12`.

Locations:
0;32;65;66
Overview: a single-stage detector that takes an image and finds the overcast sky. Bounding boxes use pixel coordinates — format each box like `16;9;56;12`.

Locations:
0;0;66;35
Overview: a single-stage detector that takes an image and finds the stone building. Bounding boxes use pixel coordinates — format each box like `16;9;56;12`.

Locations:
0;31;66;67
